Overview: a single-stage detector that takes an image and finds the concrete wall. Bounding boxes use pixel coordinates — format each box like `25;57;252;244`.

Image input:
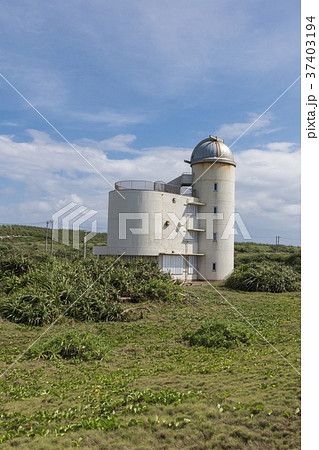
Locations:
192;162;235;280
105;189;199;257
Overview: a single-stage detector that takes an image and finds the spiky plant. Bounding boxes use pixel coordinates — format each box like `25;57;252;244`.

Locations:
225;262;300;293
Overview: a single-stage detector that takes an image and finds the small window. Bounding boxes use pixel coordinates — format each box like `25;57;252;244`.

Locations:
162;255;184;275
213;183;218;191
213;232;217;241
213;206;218;214
212;262;216;272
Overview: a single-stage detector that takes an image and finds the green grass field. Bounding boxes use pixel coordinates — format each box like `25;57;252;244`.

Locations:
0;226;301;449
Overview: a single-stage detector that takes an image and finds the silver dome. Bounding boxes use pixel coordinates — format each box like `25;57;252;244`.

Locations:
190;136;236;166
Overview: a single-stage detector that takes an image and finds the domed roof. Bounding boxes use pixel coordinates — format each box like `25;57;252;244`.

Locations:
190;136;236;166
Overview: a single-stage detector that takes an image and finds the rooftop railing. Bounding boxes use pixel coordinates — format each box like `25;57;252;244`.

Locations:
115;180;192;196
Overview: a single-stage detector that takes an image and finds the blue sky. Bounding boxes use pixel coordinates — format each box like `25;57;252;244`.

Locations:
0;0;300;244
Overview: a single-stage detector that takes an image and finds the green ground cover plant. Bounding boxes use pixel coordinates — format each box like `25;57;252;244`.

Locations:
0;226;301;449
182;320;253;348
26;331;109;361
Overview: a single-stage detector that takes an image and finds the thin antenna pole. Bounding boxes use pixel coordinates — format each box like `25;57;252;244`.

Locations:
45;220;49;252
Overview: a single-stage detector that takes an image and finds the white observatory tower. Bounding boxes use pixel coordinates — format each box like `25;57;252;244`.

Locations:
189;135;236;281
94;134;236;282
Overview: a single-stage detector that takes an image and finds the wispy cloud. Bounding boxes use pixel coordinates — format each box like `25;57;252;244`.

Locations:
216;113;279;141
0;66;69;111
0;0;300;107
77;134;141;154
264;142;297;152
0;130;300;242
72;110;147;127
0;121;19;127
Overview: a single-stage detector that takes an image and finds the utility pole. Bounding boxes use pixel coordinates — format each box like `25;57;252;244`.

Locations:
50;220;54;256
45;220;49;251
275;235;280;251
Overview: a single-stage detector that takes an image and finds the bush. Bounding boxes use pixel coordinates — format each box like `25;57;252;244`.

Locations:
26;330;108;360
183;321;252;349
225;262;300;293
0;289;59;326
0;257;182;325
0;255;33;277
65;295;123;322
285;253;301;273
131;279;183;303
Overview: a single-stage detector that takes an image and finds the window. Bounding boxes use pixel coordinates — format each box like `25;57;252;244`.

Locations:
187;204;197;216
162;255;184;275
213;206;218;214
188;231;198;243
213;232;217;241
212;262;216;272
184;230;197;243
213;182;218;191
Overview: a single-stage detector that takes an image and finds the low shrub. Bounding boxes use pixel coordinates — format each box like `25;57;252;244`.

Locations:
0;286;123;326
65;295;124;322
224;262;300;293
0;255;33;277
285;253;301;273
26;330;108;360
0;257;182;325
183;321;252;349
0;289;59;326
131;278;183;303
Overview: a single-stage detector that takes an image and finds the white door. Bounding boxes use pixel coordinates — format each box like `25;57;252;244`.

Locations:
162;255;184;275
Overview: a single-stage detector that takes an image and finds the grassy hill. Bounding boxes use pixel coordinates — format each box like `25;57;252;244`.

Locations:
234;242;300;271
0;225;300;449
0;225;300;266
0;224;107;258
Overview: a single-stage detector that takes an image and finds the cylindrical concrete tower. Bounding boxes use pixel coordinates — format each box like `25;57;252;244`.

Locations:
190;135;236;281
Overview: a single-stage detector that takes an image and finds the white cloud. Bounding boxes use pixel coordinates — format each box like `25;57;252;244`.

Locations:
264;142;296;152
0;131;300;242
78;135;141;155
0;121;19;127
73;110;147;127
0;131;190;224
234;143;300;241
215;113;278;141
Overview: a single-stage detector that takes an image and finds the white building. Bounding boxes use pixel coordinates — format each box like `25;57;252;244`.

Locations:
93;135;236;281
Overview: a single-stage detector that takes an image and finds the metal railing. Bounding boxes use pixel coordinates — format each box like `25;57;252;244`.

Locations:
115;180;192;196
115;180;154;191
